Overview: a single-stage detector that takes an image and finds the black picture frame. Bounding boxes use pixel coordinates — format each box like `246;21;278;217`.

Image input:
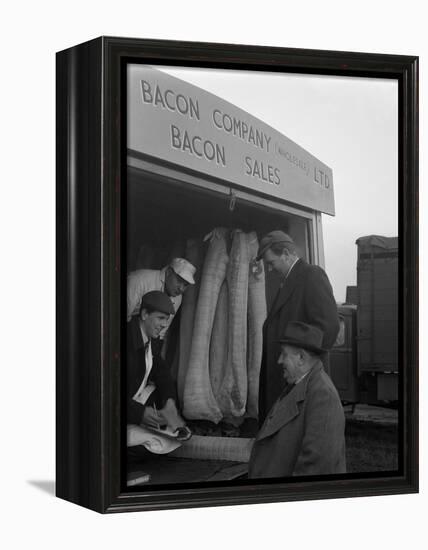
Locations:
56;36;418;513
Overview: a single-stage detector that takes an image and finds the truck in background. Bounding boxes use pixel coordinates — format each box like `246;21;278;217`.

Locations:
330;235;398;405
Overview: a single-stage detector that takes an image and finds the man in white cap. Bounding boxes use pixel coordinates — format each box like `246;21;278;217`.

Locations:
127;258;196;340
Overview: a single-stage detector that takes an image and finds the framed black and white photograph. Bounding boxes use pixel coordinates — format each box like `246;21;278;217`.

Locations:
56;37;418;513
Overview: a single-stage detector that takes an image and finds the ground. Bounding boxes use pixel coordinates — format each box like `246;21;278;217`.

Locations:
345;406;399;473
187;404;400;474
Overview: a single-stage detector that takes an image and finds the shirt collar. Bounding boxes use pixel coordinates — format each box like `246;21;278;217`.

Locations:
139;319;150;346
286;257;299;279
294;370;310;386
280;361;323;401
159;266;167;292
294;359;324;386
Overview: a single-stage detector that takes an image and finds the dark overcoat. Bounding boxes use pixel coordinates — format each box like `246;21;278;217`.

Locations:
127;316;175;425
258;258;339;422
249;362;346;478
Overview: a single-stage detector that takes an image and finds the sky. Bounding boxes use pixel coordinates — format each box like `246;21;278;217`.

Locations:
155;67;398;303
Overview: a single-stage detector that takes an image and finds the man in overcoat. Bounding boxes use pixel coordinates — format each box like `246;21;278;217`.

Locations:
257;230;340;423
249;322;346;478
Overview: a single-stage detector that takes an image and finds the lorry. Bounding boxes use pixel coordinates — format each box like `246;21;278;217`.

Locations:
330;235;399;405
127;65;336;419
124;63;340;476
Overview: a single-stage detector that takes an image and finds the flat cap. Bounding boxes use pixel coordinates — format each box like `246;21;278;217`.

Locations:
256;230;294;261
279;321;326;354
141;291;175;315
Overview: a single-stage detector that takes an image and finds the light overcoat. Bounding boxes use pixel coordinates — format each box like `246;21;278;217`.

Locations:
249;362;346;478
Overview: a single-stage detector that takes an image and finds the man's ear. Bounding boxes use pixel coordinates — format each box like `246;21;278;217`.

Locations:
140;308;148;321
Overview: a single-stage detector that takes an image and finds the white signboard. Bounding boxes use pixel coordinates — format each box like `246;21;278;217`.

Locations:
128;65;335;216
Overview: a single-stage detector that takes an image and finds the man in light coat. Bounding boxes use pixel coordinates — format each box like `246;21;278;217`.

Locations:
127;257;196;339
249;321;346;479
257;230;340;423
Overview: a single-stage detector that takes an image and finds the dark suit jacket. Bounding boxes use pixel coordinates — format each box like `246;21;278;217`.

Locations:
249;362;346;478
127;317;175;425
259;258;339;422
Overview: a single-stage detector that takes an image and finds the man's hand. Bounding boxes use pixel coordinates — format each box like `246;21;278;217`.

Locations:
142;406;162;428
160;398;186;431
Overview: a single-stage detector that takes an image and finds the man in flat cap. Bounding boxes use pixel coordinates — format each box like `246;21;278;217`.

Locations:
257;230;339;423
127;290;190;442
249;322;346;478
